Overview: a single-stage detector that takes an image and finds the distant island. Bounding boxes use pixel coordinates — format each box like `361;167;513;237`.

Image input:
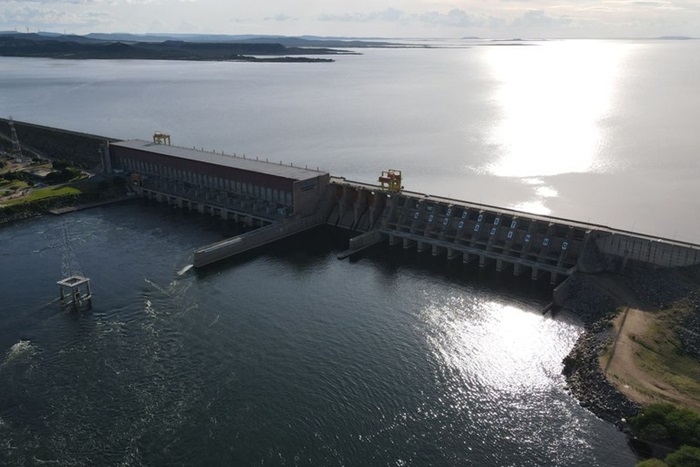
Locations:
0;32;372;62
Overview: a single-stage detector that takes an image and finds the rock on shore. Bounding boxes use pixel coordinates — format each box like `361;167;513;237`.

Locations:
561;274;640;425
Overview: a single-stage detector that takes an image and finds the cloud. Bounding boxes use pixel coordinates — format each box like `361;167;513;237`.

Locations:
631;0;682;10
264;14;295;22
317;7;494;29
417;9;482;28
0;5;110;26
317;8;404;23
511;10;572;29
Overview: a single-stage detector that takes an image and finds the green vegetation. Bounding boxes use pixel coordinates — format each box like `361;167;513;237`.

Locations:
636;446;700;467
0;178;29;191
44;167;82;184
633;404;700;466
631;403;700;446
1;185;81;206
638;459;673;467
0;157;91;207
0;170;29;182
665;446;700;467
632;306;700;402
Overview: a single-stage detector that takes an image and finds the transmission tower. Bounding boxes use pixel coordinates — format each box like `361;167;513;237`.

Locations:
8;116;24;161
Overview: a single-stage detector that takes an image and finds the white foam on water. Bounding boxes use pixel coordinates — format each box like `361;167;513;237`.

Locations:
145;299;156;317
177;264;193;276
2;340;36;366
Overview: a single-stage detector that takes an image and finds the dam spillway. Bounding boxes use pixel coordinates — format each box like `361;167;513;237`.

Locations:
105;138;700;281
328;178;700;282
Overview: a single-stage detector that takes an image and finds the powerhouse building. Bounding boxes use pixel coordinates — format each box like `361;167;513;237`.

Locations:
107;140;330;220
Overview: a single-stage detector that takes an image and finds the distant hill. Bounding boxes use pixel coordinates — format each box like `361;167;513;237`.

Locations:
656;35;696;40
83;33;400;48
0;33;356;62
0;32;103;43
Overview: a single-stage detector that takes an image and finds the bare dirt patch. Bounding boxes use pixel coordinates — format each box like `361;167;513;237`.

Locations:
603;307;700;411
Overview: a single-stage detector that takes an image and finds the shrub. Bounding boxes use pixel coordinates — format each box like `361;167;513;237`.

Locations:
631;404;700;448
45;168;79;184
666;409;700;447
639;423;670;443
638;459;669;467
3;171;27;181
666;445;700;467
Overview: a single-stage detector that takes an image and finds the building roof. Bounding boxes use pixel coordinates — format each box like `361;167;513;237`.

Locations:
110;140;326;182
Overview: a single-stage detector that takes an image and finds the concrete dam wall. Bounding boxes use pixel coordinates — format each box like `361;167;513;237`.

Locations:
8;120;698;283
329;178;700;282
99;137;700;278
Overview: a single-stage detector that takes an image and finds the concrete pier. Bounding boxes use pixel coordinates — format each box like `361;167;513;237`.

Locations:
193;214;326;268
337;230;386;260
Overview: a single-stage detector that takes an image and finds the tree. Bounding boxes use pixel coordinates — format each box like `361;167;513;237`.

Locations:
665;445;700;467
3;171;27;181
631;404;700;448
666;409;700;446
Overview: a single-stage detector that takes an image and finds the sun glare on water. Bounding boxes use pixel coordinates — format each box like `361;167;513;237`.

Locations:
482;40;630;178
422;296;579;397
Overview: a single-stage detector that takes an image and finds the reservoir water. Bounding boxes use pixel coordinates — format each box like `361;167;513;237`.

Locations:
2;39;700;241
1;39;698;465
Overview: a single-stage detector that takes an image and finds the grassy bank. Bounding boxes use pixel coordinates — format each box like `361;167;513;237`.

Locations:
635;306;700;402
602;301;700;411
0;175;126;223
1;185;82;206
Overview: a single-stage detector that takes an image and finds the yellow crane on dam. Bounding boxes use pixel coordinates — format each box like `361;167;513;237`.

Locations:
378;169;403;193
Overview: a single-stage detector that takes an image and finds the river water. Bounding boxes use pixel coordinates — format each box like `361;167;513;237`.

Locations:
2;38;696;465
0;203;635;465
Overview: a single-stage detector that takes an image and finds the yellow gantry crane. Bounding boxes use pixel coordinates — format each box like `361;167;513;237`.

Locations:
153;132;171;145
378;169;403;192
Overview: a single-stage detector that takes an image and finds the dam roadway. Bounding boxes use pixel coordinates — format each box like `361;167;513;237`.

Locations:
103;138;700;283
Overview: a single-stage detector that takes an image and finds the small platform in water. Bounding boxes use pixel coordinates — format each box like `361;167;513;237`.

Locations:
57;275;93;311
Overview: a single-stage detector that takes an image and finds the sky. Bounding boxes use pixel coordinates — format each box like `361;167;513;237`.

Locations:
0;0;699;39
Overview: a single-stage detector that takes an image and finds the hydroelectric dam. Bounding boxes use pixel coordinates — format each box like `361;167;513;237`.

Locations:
105;136;700;288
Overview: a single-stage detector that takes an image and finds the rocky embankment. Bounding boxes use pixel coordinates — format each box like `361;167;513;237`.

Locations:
562;274;640;425
562;268;700;425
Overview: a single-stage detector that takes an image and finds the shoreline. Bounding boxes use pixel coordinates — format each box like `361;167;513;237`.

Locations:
561;274;640;426
0;191;130;225
48;195;135;215
561;269;700;426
